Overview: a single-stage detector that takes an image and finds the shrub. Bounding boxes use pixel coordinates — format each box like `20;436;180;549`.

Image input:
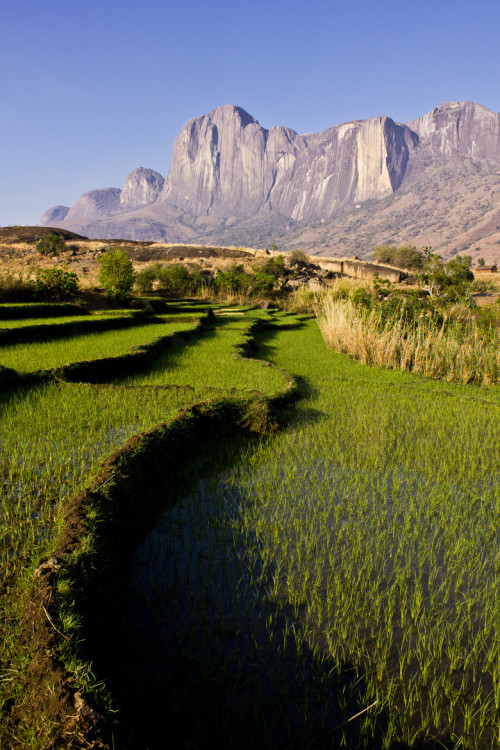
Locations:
34;268;79;301
215;265;251;295
251;273;276;297
36;234;67;256
261;255;285;278
350;286;372;309
158;264;194;296
135;266;158;294
99;248;135;299
289;250;310;265
374;244;424;270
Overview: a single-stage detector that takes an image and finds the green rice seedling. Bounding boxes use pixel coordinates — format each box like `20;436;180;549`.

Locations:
119;316;499;746
2;304;499;748
0;318;198;373
0;311;135;330
116;315;289;397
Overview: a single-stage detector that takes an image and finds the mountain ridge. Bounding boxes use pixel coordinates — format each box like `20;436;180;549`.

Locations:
38;101;500;262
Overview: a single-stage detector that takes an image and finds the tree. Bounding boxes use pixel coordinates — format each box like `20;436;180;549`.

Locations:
418;250;474;298
289;249;310;266
36;233;66;256
477;257;485;266
99;247;135;299
373;244;424;270
34;267;79;300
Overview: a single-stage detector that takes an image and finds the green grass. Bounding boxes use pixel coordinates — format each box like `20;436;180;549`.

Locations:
0;381;219;592
0;311;135;329
0;308;289;749
0;317;198;373
2;305;499;748
123;317;500;747
117;315;288;397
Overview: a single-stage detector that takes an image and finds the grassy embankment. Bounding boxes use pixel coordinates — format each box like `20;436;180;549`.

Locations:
0;303;295;748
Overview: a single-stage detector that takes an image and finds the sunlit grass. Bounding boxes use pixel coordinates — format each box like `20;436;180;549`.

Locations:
0;318;198;373
118;315;288;397
126;318;500;747
318;296;500;385
0;311;135;329
2;302;499;748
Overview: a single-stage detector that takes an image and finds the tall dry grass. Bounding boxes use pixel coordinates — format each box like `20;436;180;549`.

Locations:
317;297;500;385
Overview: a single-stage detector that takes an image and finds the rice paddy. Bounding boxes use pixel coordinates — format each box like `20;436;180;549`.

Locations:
116;314;291;396
0;311;134;329
1;302;499;749
0;316;198;373
118;318;500;748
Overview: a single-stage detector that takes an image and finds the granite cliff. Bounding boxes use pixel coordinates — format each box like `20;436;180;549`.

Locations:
38;102;500;260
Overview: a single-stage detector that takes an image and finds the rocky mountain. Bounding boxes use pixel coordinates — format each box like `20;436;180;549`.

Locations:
38;102;500;262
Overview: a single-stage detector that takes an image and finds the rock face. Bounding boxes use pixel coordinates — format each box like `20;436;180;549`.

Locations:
65;188;122;222
408;101;500;162
38;101;500;254
159;105;417;222
120;167;165;208
38;205;70;225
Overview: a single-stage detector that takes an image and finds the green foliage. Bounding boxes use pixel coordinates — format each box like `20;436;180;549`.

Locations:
477;257;485;266
158;264;199;296
34;268;79;301
99;248;135;299
135;263;203;297
261;255;285;279
135;266;158;294
350;286;372;309
372;273;392;299
374;244;424;270
418;250;474;300
251;273;276;297
289;249;310;265
215;265;251;295
35;234;67;256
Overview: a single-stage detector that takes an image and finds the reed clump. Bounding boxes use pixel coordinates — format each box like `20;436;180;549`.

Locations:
317;296;500;385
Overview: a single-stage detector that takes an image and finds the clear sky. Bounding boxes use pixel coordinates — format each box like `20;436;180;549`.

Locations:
1;0;499;226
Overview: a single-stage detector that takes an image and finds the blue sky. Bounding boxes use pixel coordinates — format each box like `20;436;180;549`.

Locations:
1;0;499;226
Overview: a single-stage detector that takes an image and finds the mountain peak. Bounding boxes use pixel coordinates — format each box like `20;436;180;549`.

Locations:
120;167;165;208
206;104;259;128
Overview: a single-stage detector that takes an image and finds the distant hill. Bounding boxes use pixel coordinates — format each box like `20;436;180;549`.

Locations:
38;101;500;264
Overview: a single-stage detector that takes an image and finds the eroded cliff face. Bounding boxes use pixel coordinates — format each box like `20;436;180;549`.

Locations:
38;101;500;252
408;101;500;162
120;168;165;208
159;106;417;222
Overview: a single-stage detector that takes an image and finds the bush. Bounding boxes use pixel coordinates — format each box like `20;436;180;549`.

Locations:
261;255;285;278
374;244;424;270
215;265;252;295
99;248;135;299
36;234;67;256
34;268;79;301
251;272;275;297
350;286;372;309
135;266;158;294
289;250;310;265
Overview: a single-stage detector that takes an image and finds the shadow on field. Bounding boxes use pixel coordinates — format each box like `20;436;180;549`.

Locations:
68;319;449;749
84;430;392;750
108;317;234;384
